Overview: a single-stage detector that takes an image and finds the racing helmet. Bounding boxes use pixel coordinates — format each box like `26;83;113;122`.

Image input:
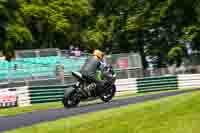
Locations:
93;49;104;60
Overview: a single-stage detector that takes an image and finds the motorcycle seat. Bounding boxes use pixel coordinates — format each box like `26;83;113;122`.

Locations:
72;72;83;80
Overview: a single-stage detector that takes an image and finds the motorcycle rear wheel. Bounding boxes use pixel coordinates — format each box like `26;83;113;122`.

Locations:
62;91;80;108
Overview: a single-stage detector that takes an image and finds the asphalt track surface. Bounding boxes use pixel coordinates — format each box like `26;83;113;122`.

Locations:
1;88;200;132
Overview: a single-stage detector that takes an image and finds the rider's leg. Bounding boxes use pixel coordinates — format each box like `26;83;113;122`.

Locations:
84;75;106;92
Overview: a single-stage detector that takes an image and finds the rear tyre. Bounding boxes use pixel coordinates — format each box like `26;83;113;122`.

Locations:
62;91;80;108
100;85;116;102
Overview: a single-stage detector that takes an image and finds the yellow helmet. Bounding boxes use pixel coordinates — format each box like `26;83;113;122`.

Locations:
93;49;104;60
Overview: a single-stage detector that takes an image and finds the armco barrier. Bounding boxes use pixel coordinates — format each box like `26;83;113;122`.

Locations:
5;74;200;107
115;78;138;93
178;74;200;89
29;85;68;104
28;79;138;104
17;74;200;106
16;86;30;107
137;75;178;92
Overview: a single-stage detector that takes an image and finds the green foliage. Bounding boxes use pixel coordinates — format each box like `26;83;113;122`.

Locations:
18;0;91;48
0;0;200;67
82;15;114;50
167;45;186;66
6;24;32;44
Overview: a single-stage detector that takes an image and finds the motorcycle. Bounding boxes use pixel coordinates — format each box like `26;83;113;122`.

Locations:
62;65;117;108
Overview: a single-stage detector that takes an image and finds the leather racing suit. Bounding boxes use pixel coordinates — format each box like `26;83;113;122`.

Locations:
80;55;106;92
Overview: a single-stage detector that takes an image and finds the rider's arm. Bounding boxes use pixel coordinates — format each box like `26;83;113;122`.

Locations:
99;61;106;71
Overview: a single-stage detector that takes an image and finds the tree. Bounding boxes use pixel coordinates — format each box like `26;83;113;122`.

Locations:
0;0;200;67
20;0;91;48
0;0;17;60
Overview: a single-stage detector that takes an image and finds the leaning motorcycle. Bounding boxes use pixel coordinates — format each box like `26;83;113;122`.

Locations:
62;65;117;108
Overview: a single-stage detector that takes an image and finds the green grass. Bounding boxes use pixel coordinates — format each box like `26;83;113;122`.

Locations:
0;89;180;117
5;90;200;133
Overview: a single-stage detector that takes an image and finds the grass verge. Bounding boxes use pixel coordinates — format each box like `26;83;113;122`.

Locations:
5;90;200;133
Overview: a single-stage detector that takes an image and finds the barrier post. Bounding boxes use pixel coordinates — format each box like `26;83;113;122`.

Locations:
56;64;65;84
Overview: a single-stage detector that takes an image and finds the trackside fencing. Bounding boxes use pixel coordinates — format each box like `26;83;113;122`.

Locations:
137;76;177;93
115;78;138;93
1;74;200;107
29;85;66;104
178;74;200;89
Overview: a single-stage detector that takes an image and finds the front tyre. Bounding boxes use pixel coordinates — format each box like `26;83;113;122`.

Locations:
100;85;116;102
62;91;80;108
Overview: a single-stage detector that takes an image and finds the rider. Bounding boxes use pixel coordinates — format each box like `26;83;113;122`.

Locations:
80;49;106;92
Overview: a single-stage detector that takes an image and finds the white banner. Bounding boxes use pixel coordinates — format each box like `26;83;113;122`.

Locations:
0;89;17;108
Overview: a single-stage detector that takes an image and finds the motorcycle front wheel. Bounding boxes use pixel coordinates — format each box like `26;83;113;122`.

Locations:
100;84;116;102
62;90;80;108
